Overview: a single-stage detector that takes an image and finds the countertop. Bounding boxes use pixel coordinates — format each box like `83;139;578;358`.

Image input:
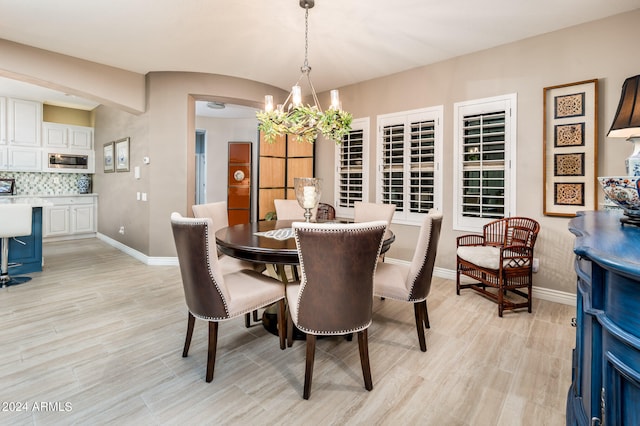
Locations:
0;197;54;207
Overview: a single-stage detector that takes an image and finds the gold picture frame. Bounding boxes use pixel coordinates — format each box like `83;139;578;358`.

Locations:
103;141;115;173
543;79;598;216
115;137;130;172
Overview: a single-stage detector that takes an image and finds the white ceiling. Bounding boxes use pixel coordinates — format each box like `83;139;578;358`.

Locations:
1;0;639;116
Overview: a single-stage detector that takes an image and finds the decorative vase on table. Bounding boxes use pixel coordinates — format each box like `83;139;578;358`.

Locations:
294;177;322;222
77;174;91;194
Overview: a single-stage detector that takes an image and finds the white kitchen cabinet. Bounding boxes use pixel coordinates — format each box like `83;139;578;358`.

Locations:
5;147;42;171
45;205;71;236
7;98;41;146
43;122;93;150
43;196;97;239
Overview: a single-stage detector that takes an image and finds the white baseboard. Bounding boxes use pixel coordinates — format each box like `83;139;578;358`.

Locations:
96;233;178;266
94;239;577;307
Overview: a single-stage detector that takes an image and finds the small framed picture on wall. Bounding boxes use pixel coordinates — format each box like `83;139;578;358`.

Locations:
103;142;115;173
115;137;130;172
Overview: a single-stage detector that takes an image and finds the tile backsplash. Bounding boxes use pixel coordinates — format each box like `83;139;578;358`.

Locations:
0;172;92;195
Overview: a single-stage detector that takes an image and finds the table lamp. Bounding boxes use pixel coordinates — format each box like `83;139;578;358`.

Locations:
598;74;640;225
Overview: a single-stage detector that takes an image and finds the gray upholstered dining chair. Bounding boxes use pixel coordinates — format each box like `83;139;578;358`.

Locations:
170;212;286;382
287;220;387;399
373;210;442;352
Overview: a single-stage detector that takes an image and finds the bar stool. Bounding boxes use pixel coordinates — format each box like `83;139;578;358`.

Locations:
0;204;33;287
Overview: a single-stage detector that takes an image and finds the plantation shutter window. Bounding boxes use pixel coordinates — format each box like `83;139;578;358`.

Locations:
334;118;369;218
454;94;517;232
377;107;443;225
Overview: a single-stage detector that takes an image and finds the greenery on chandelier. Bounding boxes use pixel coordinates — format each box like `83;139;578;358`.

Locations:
257;105;353;145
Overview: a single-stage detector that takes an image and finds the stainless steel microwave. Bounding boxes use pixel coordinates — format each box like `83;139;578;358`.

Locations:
48;153;89;170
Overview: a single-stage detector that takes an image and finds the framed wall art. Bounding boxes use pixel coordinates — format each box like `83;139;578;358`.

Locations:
543;79;598;216
103;142;115;173
115;137;130;172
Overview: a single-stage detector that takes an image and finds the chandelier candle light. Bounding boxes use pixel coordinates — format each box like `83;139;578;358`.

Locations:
257;0;352;145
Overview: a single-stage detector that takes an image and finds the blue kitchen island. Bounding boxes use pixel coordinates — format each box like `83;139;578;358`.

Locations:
0;198;51;277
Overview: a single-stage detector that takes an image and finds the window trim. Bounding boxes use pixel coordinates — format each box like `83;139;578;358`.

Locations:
376;106;443;226
334;117;370;219
452;93;517;232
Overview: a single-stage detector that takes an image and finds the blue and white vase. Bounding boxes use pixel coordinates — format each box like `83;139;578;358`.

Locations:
77;174;91;194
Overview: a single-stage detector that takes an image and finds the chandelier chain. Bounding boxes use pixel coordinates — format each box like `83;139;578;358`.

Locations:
302;5;310;73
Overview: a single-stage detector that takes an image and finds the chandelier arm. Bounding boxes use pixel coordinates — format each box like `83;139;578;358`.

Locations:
306;73;322;113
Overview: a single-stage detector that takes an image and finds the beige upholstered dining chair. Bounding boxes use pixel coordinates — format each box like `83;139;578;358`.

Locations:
170;212;286;382
373;211;442;352
273;199;317;221
354;201;395;228
192;201;264;273
193;201;266;326
287;220;387;399
354;202;396;262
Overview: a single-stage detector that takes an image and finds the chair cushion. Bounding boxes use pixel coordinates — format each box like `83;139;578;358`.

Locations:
286;282;302;325
218;255;265;275
457;246;501;270
224;269;285;317
373;262;412;301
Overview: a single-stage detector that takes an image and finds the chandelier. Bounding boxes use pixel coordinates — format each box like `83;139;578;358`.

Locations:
257;0;352;145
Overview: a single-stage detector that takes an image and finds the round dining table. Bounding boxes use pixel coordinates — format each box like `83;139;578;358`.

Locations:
215;219;395;339
215;219;395;269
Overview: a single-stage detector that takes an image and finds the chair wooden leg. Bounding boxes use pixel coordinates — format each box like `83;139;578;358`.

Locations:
414;302;427;352
182;312;196;357
245;310;260;328
498;280;504;318
357;329;373;391
206;321;218;383
303;334;316;400
287;308;294;347
423;300;430;329
456;265;461;295
277;299;286;350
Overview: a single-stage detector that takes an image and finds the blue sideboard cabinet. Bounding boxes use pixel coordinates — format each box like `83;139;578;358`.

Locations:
567;210;640;425
1;207;43;275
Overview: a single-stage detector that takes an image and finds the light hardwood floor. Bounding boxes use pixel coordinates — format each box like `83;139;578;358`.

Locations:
0;238;575;425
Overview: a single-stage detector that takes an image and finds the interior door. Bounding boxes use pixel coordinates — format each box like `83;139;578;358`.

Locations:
227;142;251;225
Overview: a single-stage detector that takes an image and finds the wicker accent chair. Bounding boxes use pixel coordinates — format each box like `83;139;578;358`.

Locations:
192;201;265;327
287;220;387;399
170;213;286;382
315;202;336;221
456;217;540;317
374;211;442;352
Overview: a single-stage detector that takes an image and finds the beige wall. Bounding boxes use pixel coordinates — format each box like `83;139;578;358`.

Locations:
93;72;285;257
313;9;640;293
2;10;639;293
